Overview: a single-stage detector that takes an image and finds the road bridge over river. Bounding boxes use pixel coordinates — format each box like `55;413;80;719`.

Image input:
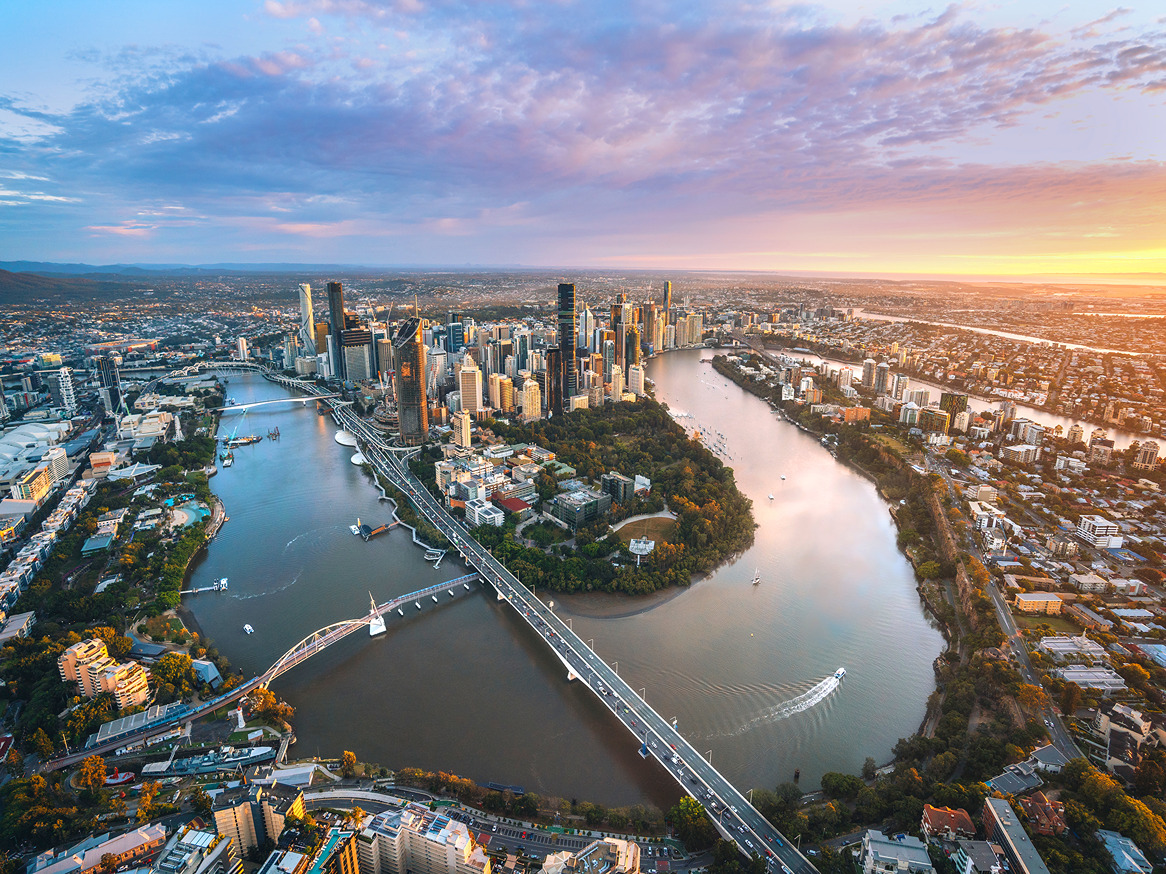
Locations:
57;365;818;873
264;372;819;874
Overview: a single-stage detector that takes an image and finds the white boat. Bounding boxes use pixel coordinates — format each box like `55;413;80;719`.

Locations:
350;525;361;536
216;578;229;591
243;624;254;634
834;667;846;679
751;569;761;586
780;474;786;480
768;494;774;500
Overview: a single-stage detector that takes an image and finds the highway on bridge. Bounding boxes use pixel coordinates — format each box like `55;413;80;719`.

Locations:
317;386;818;874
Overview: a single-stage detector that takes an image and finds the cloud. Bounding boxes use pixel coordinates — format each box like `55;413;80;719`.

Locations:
3;1;1165;267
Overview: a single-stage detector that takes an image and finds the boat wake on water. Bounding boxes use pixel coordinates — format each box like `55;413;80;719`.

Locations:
714;673;844;737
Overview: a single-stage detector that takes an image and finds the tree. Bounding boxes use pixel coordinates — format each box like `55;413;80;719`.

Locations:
668;796;717;850
4;749;23;777
249;687;294;725
1017;684;1050;712
1061;681;1083;715
343;806;366;827
190;785;213;815
862;757;878;781
137;781;159;822
76;755;107;795
29;728;55;760
340;751;358;779
917;561;942;580
820;772;863;800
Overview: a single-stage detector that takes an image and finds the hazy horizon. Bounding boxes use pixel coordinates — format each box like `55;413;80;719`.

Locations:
3;1;1164;279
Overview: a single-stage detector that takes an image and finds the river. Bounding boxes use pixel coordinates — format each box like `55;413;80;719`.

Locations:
186;353;943;808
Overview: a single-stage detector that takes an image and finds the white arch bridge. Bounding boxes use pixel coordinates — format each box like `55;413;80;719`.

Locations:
214;394;341;413
262;574;479;683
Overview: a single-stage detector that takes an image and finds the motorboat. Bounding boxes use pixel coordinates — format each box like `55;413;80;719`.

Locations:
215;578;229;591
751;569;761;586
780;474;786;480
768;494;774;500
243;624;254;634
834;667;846;679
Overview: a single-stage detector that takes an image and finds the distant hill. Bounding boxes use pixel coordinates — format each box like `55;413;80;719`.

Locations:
0;268;137;302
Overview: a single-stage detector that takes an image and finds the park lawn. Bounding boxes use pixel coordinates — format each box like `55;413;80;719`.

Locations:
615;517;677;545
872;433;910;457
1012;611;1083;635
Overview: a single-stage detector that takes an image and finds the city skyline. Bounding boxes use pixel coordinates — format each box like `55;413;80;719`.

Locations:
1;0;1164;279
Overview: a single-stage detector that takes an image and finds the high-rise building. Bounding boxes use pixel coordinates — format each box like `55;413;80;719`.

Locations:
918;407;951;435
940;392;969;418
545;349;564;415
662;280;672;319
341;328;375;382
874;362;890;396
610;364;624;401
298;283;315;355
1067;423;1084;445
452;410;472;449
327;281;346;379
625;325;641;368
522;378;542;423
579;306;596;351
557;283;577;403
1134;440;1160;471
627;364;645;396
393;317;429;445
861;359;877;390
891;373;909;401
237;337;249;361
96;355;122;412
459;353;483;417
49;367;77;413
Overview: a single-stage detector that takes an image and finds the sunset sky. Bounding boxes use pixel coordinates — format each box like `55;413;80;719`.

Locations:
2;0;1164;277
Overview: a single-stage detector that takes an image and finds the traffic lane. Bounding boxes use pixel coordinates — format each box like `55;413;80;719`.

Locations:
359;436;811;870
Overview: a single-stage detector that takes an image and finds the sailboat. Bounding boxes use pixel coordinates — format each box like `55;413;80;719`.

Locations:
751;569;761;586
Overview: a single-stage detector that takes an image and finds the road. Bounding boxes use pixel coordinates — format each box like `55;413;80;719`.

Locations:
923;455;1082;760
307;377;818;874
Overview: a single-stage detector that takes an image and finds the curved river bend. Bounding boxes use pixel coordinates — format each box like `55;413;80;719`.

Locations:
187;350;943;808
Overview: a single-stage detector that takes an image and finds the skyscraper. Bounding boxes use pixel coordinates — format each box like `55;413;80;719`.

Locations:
557;283;577;403
459;352;483;417
522;378;542;422
327;281;346;380
341;328;374;382
49;367;77;414
546;348;564;415
452;409;472;449
625;324;641;368
861;358;877;390
96;355;121;412
393;317;428;445
874;362;890;396
298;283;315;357
940;392;969;418
663;281;672;320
